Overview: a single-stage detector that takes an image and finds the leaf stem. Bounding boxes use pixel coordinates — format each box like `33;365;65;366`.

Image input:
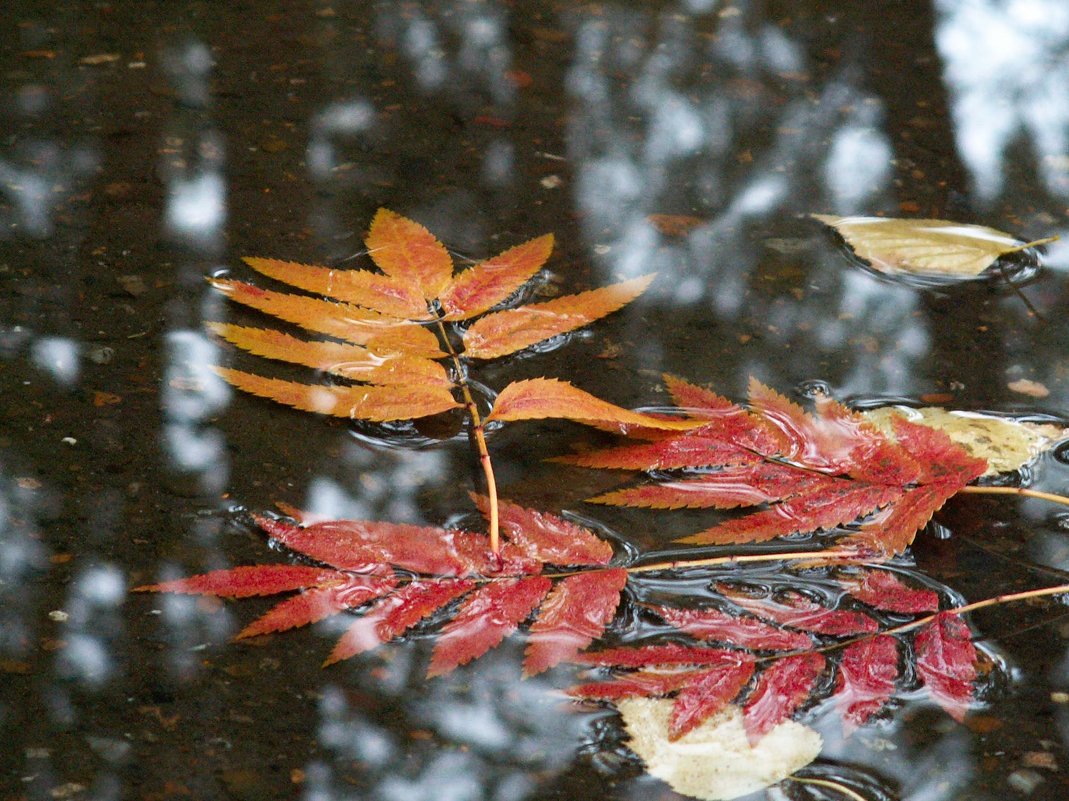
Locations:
435;318;500;553
959;484;1069;508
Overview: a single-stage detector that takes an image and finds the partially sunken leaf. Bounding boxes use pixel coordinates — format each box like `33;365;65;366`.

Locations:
670;656;755;740
207;323;451;387
862;406;1068;476
365;208;454;300
486;497;614;566
214;368;461;421
742;652;825;744
462;274;654;359
655;606;813;651
811;214;1056;278
841;570;940;614
618;698;822;801
241;257;431;319
487;378;702;431
439;234;554;319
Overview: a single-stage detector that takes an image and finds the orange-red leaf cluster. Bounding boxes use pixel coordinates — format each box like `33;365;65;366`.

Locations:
563;375;987;555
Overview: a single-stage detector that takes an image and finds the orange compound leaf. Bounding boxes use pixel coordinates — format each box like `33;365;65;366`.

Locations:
428;575;552;677
655;606;813;651
524;568;627;676
365;208;454;300
236;575;398;640
743;652;825;744
326;578;476;666
834;635;899;733
240;257;431;320
214;368;460;422
841;570;940;614
133;564;347;598
210;279;442;355
439;234;554;320
915;612;977;722
717;586;878;637
486;378;702;431
670;654;755;739
479;496;613;566
462;274;655;360
254;515;495;577
206;323;451;387
679;482;903;546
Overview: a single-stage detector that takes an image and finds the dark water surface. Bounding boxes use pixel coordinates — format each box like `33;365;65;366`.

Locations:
4;2;1069;799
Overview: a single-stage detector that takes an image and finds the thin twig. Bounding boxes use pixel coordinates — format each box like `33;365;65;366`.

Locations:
959;484;1069;508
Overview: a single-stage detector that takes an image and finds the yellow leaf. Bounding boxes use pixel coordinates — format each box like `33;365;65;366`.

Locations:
463;274;654;359
618;698;821;801
207;323;451;387
214;367;460;421
812;214;1056;277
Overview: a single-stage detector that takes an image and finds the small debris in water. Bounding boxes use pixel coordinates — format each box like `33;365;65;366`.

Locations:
1007;378;1050;398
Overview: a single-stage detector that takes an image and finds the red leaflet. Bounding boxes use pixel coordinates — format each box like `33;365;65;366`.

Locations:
237;576;397;639
573;644;743;667
670;654;755;739
655;606;813;651
742;652;825;744
834;635;899;733
255;515;495;577
915;612;977;721
484;497;614;566
524;568;627;676
428;576;552;676
843;570;940;614
575;375;987;555
569;669;698;700
718;586;878;637
135;564;347;598
327;579;475;666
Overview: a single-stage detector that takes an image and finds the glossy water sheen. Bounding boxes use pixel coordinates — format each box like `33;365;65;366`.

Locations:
3;2;1069;800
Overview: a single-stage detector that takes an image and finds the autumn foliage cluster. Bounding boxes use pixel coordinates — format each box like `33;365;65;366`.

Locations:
139;210;993;747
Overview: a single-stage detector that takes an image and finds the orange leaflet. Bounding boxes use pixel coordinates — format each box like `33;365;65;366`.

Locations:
486;378;703;431
462;274;654;359
439;234;554;319
207;323;451;387
364;208;455;300
213;368;461;422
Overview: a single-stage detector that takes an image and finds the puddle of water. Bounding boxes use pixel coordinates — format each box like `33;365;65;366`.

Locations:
4;1;1069;799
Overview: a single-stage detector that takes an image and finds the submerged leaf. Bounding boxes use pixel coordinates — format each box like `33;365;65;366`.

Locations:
618;698;822;801
862;406;1068;476
915;612;977;721
812;214;1055;278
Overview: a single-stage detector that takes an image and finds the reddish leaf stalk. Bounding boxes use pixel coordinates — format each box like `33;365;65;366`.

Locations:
435;317;500;553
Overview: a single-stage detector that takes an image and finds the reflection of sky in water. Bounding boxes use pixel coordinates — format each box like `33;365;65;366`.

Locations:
937;0;1069;202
